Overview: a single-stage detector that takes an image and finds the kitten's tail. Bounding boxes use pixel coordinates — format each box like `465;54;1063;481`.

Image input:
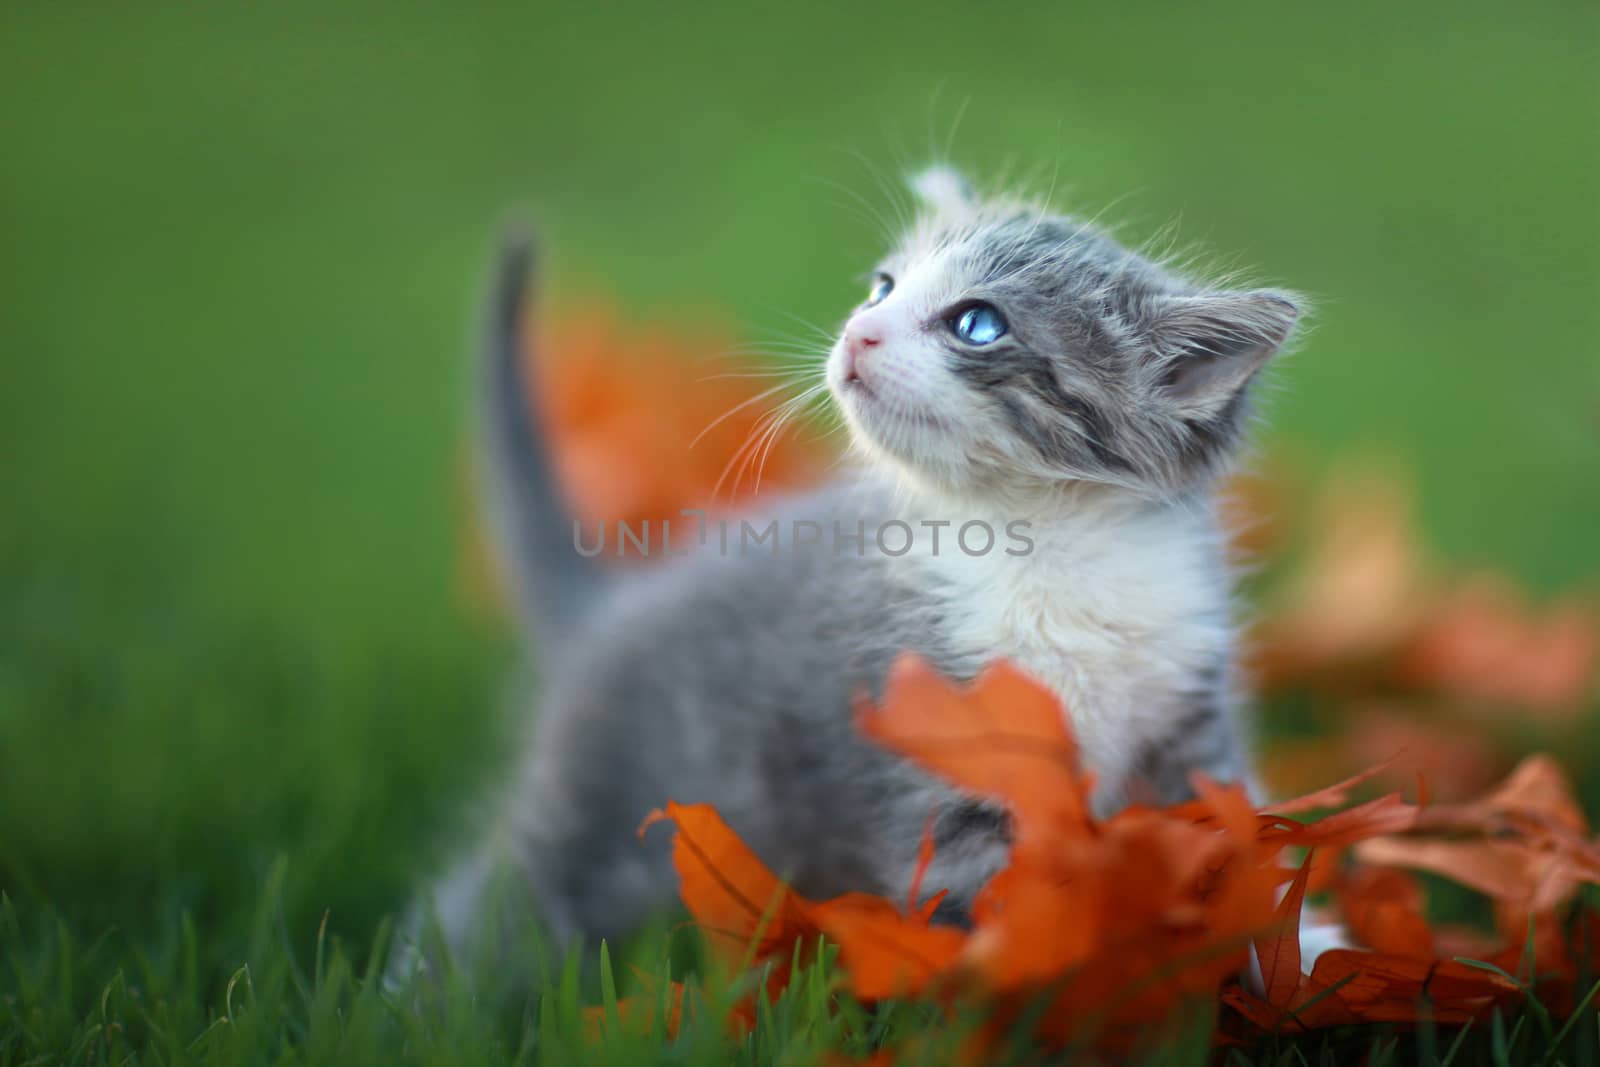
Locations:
478;229;604;646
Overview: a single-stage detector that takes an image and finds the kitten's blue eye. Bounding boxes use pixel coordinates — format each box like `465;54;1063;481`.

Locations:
866;273;894;306
952;303;1007;345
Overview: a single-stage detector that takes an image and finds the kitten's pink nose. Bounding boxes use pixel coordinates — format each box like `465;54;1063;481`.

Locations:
844;322;882;380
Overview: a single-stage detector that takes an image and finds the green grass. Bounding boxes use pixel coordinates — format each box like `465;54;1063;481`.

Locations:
1;1;1597;1062
7;879;1600;1066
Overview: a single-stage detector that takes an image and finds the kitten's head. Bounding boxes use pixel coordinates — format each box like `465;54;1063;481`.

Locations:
825;167;1302;497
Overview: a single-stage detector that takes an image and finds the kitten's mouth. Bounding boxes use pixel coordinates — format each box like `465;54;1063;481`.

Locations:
828;348;948;434
839;376;947;432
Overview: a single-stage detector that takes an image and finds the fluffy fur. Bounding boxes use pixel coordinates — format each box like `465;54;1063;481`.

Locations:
397;169;1303;971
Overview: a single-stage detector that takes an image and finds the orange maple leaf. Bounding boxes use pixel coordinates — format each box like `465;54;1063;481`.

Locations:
536;305;825;535
1249;460;1598;715
1261;710;1506;807
1338;867;1435;959
809;893;968;1000
1356;755;1600;913
854;656;1093;866
1398;578;1599;715
1226;864;1520;1033
639;801;964;1009
638;801;814;969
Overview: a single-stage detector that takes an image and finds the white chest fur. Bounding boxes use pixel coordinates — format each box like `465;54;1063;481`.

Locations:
899;484;1237;805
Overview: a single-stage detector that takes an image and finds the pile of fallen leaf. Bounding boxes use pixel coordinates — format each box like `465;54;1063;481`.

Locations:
480;303;1600;1053
1239;462;1598;804
616;655;1600;1056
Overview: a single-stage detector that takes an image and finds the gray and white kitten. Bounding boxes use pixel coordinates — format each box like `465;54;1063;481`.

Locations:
409;169;1302;964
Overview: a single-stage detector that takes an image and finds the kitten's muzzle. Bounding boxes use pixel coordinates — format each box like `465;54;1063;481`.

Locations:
842;319;882;383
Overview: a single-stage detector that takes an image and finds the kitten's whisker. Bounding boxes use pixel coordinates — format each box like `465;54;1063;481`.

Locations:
752;303;839;334
694;343;820;367
747;412;793;496
941;95;972;169
695;369;816;384
809;175;900;245
750;382;829;494
690;381;803;450
735;338;827;353
712;378;823;500
839;147;916;237
987;162;1061;282
716;414;778;501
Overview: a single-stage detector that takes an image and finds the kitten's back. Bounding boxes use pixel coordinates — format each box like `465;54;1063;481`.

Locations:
504;477;962;942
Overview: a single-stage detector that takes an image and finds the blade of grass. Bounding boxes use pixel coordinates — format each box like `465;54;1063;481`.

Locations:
1547;976;1600;1063
1440;1019;1474;1066
597;940;620;1038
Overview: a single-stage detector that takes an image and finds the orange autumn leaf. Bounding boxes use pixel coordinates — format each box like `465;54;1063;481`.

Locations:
1258;856;1312;1006
1355;755;1600;913
854;656;1092;864
1306;952;1515;1025
853;661;1278;1035
1341;756;1600;1014
1397;577;1599;715
1357;839;1574;913
1228;854;1519;1032
1250;462;1431;690
1259;759;1398;816
1179;781;1421;857
856;658;1246;1042
535;304;825;535
905;816;936;913
1338;867;1435;959
1259;709;1507;806
809;893;968;1000
1228;950;1518;1031
1219;460;1296;559
1345;711;1505;803
1246;459;1597;718
639;801;963;1006
1266;792;1420;850
963;809;1263;999
638;802;814;965
1463;752;1590;834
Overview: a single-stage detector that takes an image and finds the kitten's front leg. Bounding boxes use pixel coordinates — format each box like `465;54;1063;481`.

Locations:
1137;693;1351;976
1131;691;1254;806
898;797;1014;924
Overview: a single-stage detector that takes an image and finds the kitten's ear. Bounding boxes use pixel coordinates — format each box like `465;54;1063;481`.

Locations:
1151;289;1301;409
911;166;977;217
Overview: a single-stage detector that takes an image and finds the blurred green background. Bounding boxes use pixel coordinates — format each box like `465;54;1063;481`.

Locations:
2;0;1597;969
